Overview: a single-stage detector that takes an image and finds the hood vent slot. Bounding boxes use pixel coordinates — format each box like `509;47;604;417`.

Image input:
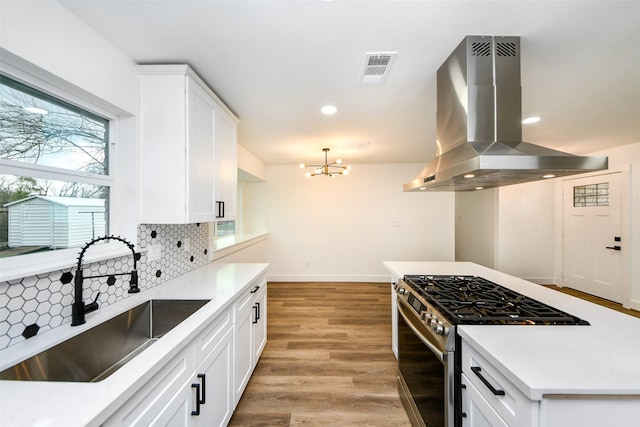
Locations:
496;41;517;57
472;41;492;56
360;52;397;85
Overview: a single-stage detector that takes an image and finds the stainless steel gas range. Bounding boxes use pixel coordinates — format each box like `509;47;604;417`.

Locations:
394;275;588;427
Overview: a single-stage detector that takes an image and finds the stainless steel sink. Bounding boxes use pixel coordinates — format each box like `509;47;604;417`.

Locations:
0;299;210;382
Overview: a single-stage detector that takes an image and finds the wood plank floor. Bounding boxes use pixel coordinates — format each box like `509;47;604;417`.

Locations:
228;282;411;427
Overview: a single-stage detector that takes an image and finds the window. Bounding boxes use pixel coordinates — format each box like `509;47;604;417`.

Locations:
573;182;609;207
0;74;111;258
215;220;236;237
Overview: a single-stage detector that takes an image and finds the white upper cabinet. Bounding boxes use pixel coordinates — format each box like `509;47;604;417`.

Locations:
138;65;238;224
214;103;238;221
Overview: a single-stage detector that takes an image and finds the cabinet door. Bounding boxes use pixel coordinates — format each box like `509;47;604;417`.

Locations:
214;107;237;220
252;283;267;362
390;277;398;359
461;373;508;427
187;78;217;223
103;347;194;427
139;73;188;223
233;299;253;407
192;327;234;427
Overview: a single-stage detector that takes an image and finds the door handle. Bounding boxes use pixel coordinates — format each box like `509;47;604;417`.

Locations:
606;246;621;251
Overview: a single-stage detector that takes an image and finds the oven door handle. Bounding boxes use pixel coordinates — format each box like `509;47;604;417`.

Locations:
397;298;447;361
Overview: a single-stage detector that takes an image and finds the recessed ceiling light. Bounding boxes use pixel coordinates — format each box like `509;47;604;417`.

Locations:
24;106;48;115
464;174;475;178
475;187;484;190
543;174;556;179
522;116;541;124
321;105;337;115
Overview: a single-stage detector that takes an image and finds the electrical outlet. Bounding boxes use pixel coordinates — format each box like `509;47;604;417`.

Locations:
147;244;162;261
305;261;310;268
183;238;190;251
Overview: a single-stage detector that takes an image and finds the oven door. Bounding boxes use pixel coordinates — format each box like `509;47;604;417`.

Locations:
397;297;455;427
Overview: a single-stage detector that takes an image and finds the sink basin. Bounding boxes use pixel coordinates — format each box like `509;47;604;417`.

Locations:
0;299;210;382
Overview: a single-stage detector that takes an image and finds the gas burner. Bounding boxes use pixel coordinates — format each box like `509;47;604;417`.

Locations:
403;275;588;325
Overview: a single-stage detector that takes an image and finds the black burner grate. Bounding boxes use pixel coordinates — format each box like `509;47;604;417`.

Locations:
403;275;588;325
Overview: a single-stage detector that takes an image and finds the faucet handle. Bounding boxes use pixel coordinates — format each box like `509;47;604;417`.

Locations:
85;292;100;314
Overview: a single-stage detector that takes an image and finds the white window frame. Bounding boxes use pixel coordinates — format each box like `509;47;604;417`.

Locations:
0;53;134;282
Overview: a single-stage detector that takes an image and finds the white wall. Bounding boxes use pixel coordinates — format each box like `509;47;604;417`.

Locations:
455;189;497;269
265;163;455;282
497;179;556;283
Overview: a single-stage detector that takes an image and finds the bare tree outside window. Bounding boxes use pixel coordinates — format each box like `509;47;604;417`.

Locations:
0;75;110;256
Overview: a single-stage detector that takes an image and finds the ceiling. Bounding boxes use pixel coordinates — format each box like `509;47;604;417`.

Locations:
59;0;640;167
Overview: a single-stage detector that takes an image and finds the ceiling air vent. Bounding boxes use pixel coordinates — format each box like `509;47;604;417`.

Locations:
359;52;397;85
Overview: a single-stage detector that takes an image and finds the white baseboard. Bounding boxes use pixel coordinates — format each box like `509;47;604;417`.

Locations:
519;276;556;285
267;273;389;283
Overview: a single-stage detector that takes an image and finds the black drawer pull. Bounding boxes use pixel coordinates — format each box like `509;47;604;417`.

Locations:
471;366;505;396
252;304;259;324
250;285;260;293
197;373;206;404
191;383;201;416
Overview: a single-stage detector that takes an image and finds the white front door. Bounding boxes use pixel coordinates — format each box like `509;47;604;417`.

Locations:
562;173;623;302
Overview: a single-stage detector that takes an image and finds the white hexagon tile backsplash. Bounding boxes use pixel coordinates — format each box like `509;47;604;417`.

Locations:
0;223;210;350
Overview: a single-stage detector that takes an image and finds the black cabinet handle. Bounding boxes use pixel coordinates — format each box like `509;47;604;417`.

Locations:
191;373;206;416
471;366;505;396
252;304;259;324
216;201;225;218
606;245;621;251
250;285;260;294
197;373;206;405
256;302;261;320
191;383;201;416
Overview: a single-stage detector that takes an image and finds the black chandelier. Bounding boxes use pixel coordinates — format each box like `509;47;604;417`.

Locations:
299;148;351;177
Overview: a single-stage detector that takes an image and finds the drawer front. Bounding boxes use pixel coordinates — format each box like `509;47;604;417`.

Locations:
461;373;508;427
105;346;195;427
462;340;537;427
194;307;233;365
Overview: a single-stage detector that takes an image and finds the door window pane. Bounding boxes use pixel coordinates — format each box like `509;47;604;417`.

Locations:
573;182;609;207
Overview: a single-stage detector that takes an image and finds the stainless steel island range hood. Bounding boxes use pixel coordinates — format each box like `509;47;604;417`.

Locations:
404;35;607;192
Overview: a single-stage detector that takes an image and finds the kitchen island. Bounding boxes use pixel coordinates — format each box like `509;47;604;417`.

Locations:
384;261;640;427
0;262;268;427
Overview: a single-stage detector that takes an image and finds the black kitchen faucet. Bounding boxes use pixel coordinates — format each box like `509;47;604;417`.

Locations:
71;235;140;326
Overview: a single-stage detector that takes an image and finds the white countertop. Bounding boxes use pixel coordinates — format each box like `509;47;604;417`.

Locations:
0;262;269;427
384;261;640;400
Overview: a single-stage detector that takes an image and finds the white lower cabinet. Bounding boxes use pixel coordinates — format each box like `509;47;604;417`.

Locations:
104;346;196;427
461;373;508;427
191;327;234;426
461;340;538;427
233;279;267;406
106;280;268;427
462;337;640;427
251;283;267;362
390;276;399;359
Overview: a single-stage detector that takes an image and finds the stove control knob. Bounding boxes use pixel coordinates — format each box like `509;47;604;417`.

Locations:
431;321;445;335
397;287;407;295
421;311;431;322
